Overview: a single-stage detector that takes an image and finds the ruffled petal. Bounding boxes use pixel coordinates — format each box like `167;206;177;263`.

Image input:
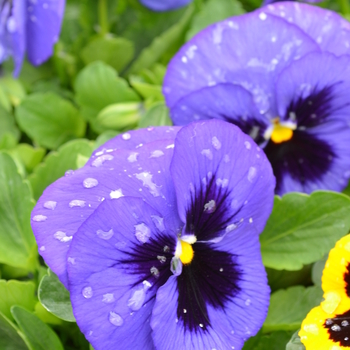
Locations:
262;2;350;56
170;83;268;145
68;197;177;350
139;0;192;12
31;138;180;287
151;234;270;349
170;119;275;243
164;11;319;109
26;0;65;65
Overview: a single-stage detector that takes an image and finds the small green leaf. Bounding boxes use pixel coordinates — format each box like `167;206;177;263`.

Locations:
260;191;350;270
16;92;86;150
11;144;46;173
0;77;26;106
187;0;245;40
243;330;294;350
34;302;63;326
263;286;323;333
138;102;172;128
127;5;195;74
28;139;94;200
11;306;64;350
0;280;37;321
0;153;37;269
129;76;164;101
74;61;140;132
311;256;328;288
286;331;306;350
81;35;134;73
0;311;27;350
38;269;75;322
95;102;142;132
0;105;21;147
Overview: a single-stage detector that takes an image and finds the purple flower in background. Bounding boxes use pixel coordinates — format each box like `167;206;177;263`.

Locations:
0;0;65;76
164;3;350;195
263;0;321;5
139;0;192;12
31;120;275;349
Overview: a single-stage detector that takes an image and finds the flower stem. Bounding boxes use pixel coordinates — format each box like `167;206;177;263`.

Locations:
98;0;109;35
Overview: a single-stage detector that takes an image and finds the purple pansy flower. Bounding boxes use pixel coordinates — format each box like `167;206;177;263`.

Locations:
0;0;65;76
139;0;192;12
163;3;350;195
31;120;275;349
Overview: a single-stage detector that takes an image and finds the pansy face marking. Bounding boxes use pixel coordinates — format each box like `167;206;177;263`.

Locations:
164;4;350;195
32;120;275;349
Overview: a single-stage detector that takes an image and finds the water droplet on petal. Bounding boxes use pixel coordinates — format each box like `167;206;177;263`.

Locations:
69;200;86;208
224;154;230;163
226;224;237;233
127;152;138;163
109;312;123;326
204;200;216;214
150;150;164;158
171;257;182;276
92;154;114;167
96;229;114;240
201;149;213;160
166;144;174;149
331;324;341;332
135;223;151;243
212;136;221;150
157;255;167;264
65;169;74;176
43;201;57;210
150;266;159;277
102;293;115;303
127;288;146;311
33;215;47;222
54;231;72;242
39;246;45;251
247;167;257;183
249;218;253;223
135;172;161;197
83;178;98;188
259;12;267;20
245;299;251;306
151;215;165;232
122;133;131;140
110;189;123;199
82;286;93;298
244;141;251;150
67;257;76;265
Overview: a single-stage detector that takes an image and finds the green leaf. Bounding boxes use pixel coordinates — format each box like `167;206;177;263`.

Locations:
10;144;46;173
260;191;350;270
263;286;323;333
286;331;306;350
186;0;245;40
138;102;172;128
38;269;75;322
311;256;328;288
28;139;94;200
0;153;37;269
0;105;20;149
0;77;26;107
95;102;142;133
127;5;195;74
11;306;64;350
129;77;164;101
34;302;63;326
74;61;140;132
0;280;37;321
15;92;86;150
0;311;27;350
243;330;294;350
81;35;134;73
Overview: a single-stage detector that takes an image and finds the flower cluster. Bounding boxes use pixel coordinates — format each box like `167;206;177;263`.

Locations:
163;2;350;195
139;0;192;12
0;0;65;76
300;234;350;350
31;120;275;349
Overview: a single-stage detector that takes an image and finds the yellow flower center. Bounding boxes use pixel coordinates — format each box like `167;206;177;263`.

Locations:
271;122;294;144
179;240;194;264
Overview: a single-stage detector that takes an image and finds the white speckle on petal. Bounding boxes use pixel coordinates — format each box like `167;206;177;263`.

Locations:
102;293;115;303
259;12;267;20
247;167;257;183
96;229;114;240
92;154;114;167
204;200;216;214
67;257;76;265
39;246;45;252
33;215;47;222
135;223;151;243
69;200;86;208
54;231;72;243
151;215;165;232
216;178;228;188
109;312;123;326
212;137;221;150
127;152;138;163
150;150;164;158
201;149;213;160
226;224;237;233
135;172;161;197
244;141;251;150
249;218;253;223
110;189;124;199
6;17;16;33
43;201;57;210
82;286;93;298
166;144;174;149
83;178;98;188
150;266;160;277
122;133;131;140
